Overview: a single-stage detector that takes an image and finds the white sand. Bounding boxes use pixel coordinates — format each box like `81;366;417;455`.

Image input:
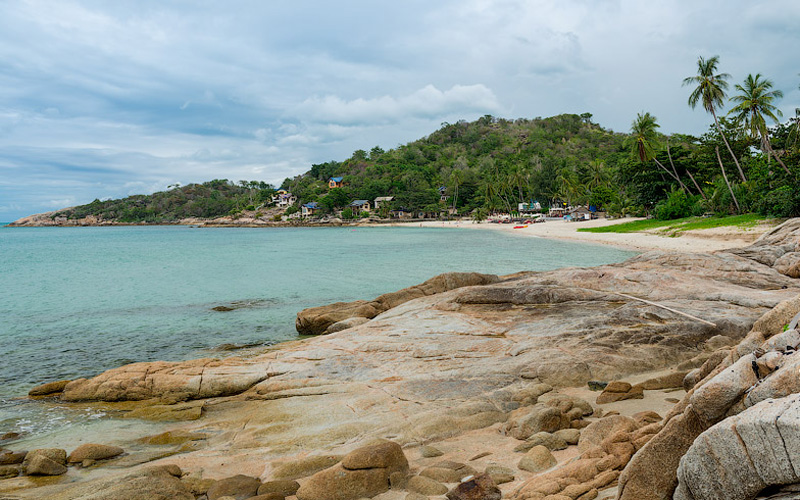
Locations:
375;218;774;253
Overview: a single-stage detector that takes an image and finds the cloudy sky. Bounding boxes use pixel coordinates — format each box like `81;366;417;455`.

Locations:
1;0;798;220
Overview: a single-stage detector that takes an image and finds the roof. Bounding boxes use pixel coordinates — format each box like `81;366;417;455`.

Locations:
329;177;344;182
374;196;394;202
303;202;319;209
349;200;369;206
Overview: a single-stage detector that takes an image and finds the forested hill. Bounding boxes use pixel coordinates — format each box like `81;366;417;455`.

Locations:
286;113;630;215
25;111;800;224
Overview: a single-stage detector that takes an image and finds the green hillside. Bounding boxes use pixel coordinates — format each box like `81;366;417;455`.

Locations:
49;110;800;223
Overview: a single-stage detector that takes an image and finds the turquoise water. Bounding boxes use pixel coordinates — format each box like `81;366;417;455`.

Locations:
0;225;636;437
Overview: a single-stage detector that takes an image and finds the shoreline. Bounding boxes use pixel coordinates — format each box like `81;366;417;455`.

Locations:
369;217;776;253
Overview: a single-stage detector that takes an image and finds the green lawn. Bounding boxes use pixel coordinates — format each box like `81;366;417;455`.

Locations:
577;214;777;235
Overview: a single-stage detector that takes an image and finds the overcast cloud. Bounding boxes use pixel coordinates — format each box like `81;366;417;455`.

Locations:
1;0;798;220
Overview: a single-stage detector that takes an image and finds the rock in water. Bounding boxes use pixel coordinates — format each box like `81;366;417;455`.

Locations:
67;443;124;463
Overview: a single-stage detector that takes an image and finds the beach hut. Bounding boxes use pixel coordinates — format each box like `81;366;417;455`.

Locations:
301;202;320;217
373;196;394;210
349;200;371;212
390;207;413;219
328;177;344;189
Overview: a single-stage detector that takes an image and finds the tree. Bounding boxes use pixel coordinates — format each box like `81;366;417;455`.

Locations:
728;73;791;175
626;112;691;193
683;55;747;181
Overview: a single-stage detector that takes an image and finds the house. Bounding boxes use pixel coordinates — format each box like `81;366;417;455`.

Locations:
373;196;394;209
272;190;297;208
390;207;413;219
301;202;320;217
328;177;344;189
348;200;371;212
568;206;594;221
438;185;448;202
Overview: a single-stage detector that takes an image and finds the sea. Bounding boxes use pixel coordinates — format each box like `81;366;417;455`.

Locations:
0;224;636;444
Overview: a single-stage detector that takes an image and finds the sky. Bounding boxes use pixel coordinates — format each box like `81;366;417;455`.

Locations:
1;0;799;221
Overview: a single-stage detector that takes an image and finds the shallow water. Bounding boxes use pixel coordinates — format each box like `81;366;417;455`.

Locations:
0;225;636;440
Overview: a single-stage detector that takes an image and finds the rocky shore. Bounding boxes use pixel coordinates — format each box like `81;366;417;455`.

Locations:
2;219;800;500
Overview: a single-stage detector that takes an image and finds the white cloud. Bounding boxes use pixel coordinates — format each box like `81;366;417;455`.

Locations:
294;84;503;125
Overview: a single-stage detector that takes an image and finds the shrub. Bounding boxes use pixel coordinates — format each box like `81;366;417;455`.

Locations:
756;186;800;218
654;189;703;220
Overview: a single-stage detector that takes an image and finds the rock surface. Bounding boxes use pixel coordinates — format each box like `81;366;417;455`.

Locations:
295;272;501;335
619;291;800;500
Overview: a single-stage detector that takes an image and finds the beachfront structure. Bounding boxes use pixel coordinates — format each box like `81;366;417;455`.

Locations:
438;186;448;202
518;201;542;212
301;202;320;217
272;190;297;208
349;200;371;212
390;207;413;219
373;196;394;209
328;177;344;189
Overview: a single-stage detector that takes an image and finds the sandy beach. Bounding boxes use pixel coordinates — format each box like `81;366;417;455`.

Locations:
376;217;776;253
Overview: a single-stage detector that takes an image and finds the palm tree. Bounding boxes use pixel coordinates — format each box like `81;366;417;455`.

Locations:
728;73;791;176
626;112;691;193
683;55;747;182
449;169;463;213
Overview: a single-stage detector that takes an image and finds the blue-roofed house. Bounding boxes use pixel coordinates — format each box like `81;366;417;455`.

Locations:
349;200;371;212
328;177;344;189
301;202;320;217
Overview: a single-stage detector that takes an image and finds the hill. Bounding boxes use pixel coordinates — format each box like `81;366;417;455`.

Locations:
9;112;800;226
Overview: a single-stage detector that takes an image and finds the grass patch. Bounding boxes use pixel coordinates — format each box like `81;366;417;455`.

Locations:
577;214;777;234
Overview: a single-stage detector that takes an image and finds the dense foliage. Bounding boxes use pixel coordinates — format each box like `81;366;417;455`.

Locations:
53;180;276;222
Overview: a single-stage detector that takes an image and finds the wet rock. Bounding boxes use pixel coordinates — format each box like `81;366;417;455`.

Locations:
0;449;26;465
28;379;71;396
24;454;67;476
206;474;261;500
23;448;66;473
67;443;124;463
446;473;501;500
0;464;20;479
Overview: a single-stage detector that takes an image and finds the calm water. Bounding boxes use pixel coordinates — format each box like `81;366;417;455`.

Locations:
0;225;636;438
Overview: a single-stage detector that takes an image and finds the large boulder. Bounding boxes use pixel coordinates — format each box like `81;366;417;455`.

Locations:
675;395;800;500
296;272;500;335
295;441;409;500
